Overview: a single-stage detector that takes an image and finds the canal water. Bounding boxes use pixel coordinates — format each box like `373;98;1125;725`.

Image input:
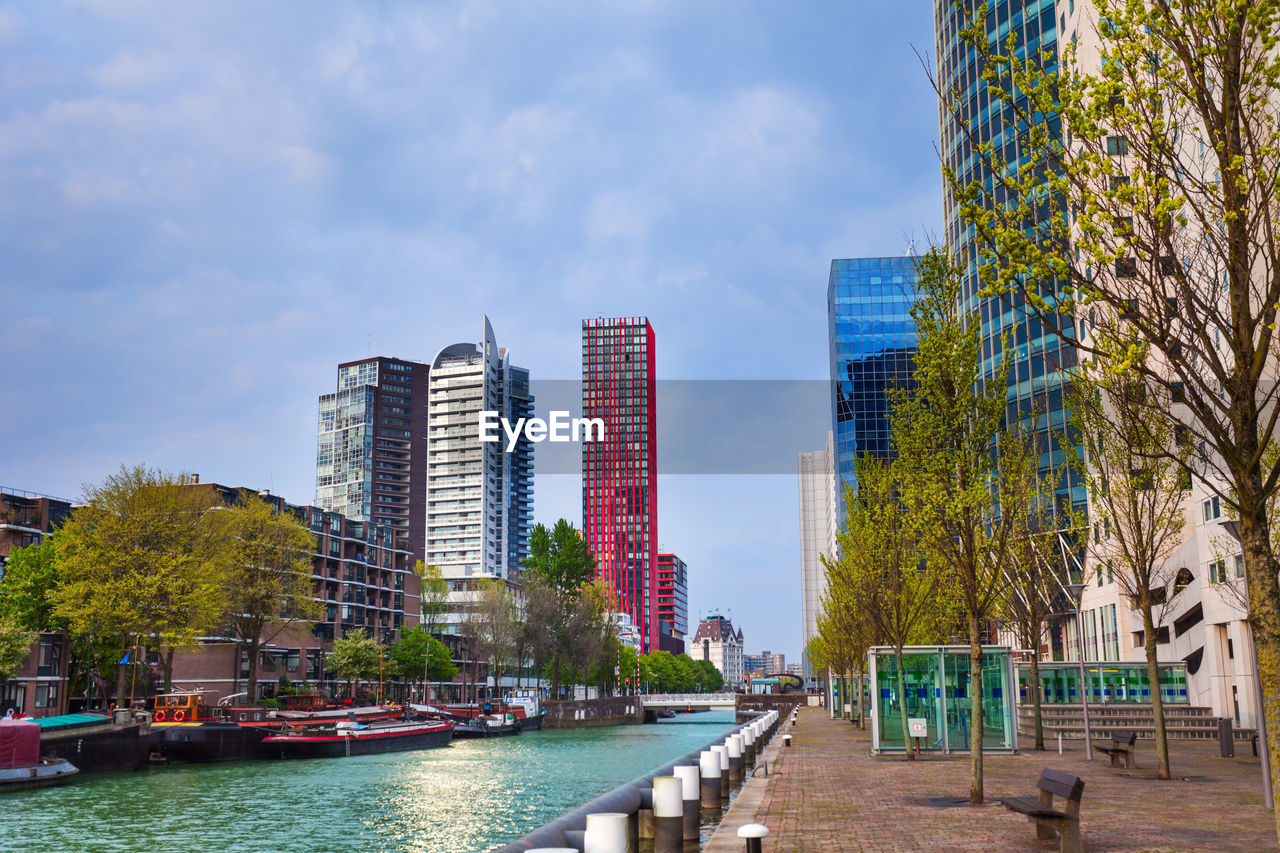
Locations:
6;710;737;853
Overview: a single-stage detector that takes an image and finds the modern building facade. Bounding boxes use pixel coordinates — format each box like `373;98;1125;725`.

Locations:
582;317;659;652
934;0;1081;520
692;614;744;687
426;318;534;633
827;256;920;496
316;357;430;562
656;552;689;654
798;432;838;686
743;651;786;677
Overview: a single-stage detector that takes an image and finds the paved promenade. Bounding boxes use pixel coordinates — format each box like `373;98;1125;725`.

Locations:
709;706;1276;852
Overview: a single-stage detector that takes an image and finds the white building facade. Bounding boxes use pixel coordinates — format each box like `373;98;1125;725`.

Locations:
798;431;839;687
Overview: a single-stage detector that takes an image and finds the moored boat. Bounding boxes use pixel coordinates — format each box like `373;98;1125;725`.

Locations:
452;714;521;738
1;714;78;792
150;691;269;762
260;717;455;759
37;711;150;774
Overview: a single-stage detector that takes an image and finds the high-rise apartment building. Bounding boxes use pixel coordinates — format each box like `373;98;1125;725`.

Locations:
316;357;429;562
582;317;659;652
427;318;533;625
934;0;1080;518
656;552;689;654
798;432;838;686
828;256;920;495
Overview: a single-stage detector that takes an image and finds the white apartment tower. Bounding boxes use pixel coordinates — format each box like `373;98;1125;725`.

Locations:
426;317;533;627
799;431;839;687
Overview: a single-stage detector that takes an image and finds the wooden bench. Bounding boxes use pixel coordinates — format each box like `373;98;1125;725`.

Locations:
1095;730;1137;769
1001;768;1085;853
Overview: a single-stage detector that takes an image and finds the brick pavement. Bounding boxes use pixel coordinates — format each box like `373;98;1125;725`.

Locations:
715;706;1276;852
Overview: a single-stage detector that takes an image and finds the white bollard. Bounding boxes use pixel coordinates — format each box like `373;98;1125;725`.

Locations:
727;733;744;784
743;727;757;766
739;822;770;853
652;775;683;852
583;812;628;853
674;763;701;840
712;743;730;798
699;749;722;811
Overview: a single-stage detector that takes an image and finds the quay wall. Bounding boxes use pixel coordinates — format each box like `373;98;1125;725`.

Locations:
736;693;802;720
542;696;644;728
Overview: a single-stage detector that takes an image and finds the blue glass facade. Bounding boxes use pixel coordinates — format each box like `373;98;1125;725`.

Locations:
828;256;920;497
935;0;1084;517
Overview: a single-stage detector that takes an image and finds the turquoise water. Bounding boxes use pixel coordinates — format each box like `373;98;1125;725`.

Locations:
4;711;737;853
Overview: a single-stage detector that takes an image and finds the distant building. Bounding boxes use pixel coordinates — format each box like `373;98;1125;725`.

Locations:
611;612;643;652
743;651;786;678
692;614;744;687
656;553;689;654
427;318;534;632
582;317;659;651
798;432;838;686
316;356;430;562
0;488;75;718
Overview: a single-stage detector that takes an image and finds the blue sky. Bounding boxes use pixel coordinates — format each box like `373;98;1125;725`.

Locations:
0;1;940;662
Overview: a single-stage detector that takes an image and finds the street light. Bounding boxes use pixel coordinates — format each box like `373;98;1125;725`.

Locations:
1064;582;1094;761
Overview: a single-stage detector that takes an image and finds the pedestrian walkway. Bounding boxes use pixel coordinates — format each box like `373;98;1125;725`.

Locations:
710;706;1276;852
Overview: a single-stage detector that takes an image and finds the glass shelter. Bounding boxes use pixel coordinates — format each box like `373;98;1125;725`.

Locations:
1017;661;1190;706
868;645;1018;754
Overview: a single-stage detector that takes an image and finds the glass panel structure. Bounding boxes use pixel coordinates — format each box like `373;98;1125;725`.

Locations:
1017;661;1190;705
869;646;1017;753
827;257;919;498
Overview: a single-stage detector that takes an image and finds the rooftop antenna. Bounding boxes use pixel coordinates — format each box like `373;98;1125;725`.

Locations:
367;333;372;356
904;237;917;257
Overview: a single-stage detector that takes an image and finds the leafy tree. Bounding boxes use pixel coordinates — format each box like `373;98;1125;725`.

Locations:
52;465;226;700
0;613;34;684
892;249;1043;802
328;629;382;698
827;459;943;757
1066;369;1192;778
940;2;1280;828
210;492;321;703
522;520;598;591
461;580;519;704
0;537;63;633
387;625;458;700
694;658;723;692
415;562;450;637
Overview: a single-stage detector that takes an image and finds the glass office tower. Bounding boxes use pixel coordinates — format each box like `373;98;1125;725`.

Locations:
827;256;920;498
934;0;1083;519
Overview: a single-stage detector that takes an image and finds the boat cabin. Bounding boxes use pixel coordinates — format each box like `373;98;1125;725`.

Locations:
152;692;218;723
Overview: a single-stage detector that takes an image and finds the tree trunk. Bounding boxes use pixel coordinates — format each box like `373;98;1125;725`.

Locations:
968;614;984;804
552;656;561;702
114;638;130;706
1237;500;1280;845
246;638;261;705
161;647;175;695
1141;601;1171;779
1030;645;1044;751
856;663;865;730
895;648;914;760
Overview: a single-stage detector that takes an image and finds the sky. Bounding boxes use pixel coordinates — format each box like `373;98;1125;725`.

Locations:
0;1;941;663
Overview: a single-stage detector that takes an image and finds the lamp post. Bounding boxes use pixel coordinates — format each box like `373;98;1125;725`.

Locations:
1065;583;1093;761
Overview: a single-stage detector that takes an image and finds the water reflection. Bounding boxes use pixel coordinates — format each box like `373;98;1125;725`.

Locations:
9;711;736;853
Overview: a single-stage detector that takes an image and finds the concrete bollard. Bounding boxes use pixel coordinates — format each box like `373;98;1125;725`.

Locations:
743;727;756;767
699;749;722;814
637;784;655;840
527;849;577;853
738;822;770;853
674;764;701;841
784;733;792;748
727;733;744;786
712;744;730;802
652;775;684;853
584;812;628;853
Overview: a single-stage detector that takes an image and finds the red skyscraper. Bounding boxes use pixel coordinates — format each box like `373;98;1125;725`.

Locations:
581;317;659;652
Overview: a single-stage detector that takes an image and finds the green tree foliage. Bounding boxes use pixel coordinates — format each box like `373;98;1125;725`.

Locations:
892;249;1044;801
826;458;943;754
328;628;382;697
0;536;62;632
52;465;226;701
462;579;519;702
939;2;1280;829
522;519;598;591
387;625;458;700
0;613;34;684
209;492;321;704
521;519;600;698
694;658;723;692
415;562;450;637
